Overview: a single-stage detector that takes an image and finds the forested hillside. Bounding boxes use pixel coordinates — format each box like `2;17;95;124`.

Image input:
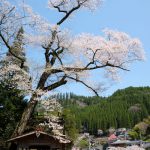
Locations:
56;87;150;135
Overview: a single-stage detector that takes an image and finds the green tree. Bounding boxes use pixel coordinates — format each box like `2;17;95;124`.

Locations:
0;82;27;141
62;109;78;140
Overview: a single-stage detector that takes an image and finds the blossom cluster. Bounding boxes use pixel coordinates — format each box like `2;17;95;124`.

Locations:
69;29;145;80
72;30;145;66
37;98;65;138
40;98;62;112
0;63;31;92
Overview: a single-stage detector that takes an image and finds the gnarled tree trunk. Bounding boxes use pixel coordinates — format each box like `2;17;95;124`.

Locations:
12;94;37;137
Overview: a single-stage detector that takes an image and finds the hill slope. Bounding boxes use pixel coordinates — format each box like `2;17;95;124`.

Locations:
58;87;150;134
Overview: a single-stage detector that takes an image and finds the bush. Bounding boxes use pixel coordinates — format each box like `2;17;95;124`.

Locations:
78;138;89;149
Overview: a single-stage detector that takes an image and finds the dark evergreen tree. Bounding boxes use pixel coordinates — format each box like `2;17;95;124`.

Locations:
6;27;28;71
0;82;27;141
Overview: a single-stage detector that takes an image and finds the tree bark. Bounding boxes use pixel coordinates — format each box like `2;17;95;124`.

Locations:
12;94;37;137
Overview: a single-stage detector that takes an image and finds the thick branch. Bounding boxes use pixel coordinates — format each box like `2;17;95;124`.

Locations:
64;62;130;72
37;61;129;90
57;4;81;25
44;61;129;80
50;48;64;66
37;72;50;89
56;0;89;25
43;75;67;91
69;63;128;73
37;68;65;89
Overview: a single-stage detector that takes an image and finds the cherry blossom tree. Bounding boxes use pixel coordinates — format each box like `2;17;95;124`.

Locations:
0;0;145;137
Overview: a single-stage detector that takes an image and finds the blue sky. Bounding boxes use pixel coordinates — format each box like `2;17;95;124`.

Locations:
26;0;150;96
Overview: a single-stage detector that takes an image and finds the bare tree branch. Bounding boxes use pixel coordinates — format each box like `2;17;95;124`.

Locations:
66;75;99;96
85;49;101;68
53;5;67;14
0;32;25;68
0;6;15;25
57;4;81;25
64;62;130;72
37;58;129;90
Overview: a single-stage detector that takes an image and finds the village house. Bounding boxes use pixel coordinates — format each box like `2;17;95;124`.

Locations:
7;131;71;150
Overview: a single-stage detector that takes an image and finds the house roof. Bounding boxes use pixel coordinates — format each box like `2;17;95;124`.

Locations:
7;131;71;144
110;140;142;145
111;140;130;145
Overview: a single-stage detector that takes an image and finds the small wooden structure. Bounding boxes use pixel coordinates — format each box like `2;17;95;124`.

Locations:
7;131;71;150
